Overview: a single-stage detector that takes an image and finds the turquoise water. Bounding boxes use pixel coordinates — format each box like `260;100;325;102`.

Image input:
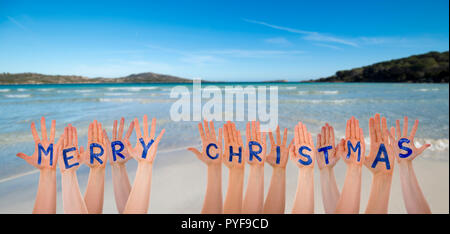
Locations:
0;82;448;180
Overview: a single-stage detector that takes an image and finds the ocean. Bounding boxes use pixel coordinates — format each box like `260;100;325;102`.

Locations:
0;82;448;182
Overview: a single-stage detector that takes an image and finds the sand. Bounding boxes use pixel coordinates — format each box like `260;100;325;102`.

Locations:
0;148;448;214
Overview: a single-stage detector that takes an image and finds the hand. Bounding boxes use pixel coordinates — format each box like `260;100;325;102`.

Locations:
289;122;315;169
316;123;341;170
17;117;58;170
393;116;431;164
188;120;223;166
124;114;165;164
266;126;291;168
341;116;365;166
80;120;107;168
222;121;245;170
57;124;83;173
364;113;396;175
245;121;267;167
103;118;135;165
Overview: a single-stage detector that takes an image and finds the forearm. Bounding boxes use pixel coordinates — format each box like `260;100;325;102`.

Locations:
319;168;340;214
33;169;57;214
398;162;431;214
292;168;314;214
84;167;106;214
335;165;362;214
201;164;223;214
263;167;286;214
224;168;244;214
123;162;153;214
111;164;132;214
365;173;393;214
61;171;88;214
243;165;264;214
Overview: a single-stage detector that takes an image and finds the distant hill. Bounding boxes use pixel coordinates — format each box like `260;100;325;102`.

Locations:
0;72;192;84
306;51;449;83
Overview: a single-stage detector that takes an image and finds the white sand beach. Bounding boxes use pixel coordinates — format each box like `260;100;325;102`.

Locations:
0;147;447;214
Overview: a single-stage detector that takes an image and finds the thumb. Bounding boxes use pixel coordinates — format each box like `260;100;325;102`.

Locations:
187;147;202;159
16;152;30;160
413;143;431;159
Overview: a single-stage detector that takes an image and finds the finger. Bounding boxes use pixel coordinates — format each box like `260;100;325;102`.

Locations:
251;121;256;141
325;124;330;145
402;116;408;137
16;152;30;160
396;119;401;140
369;117;375;144
410;119;419;139
40;116;48;142
218;127;223;148
150;118;156;140
375;114;382;142
236;130;243;146
73;126;78;147
246;122;251;144
88;122;92;143
210;121;216;139
31;122;40;143
125;121;134;141
93;120;99;142
294;124;300;146
345;118;351;139
50;119;56;143
390;127;396;144
113;119;118;140
321;126;326;146
187;147;202;159
256;121;261;141
298;122;304;144
223;123;230;145
268;130;275;146
134;118;142;139
68;125;73;146
143;115;149;140
154;128;166;144
351;116;356;139
330;126;335;147
355;119;360;139
308;132;314;149
98;122;103;143
275;125;281;145
203;119;210;139
227;122;234;144
232;123;239;144
382;117;388;142
118;117;125;140
198;122;206;141
63;126;68;148
282;128;288;147
415;144;431;158
317;133;322;148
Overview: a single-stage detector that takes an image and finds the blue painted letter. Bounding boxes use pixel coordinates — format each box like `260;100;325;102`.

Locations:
206;143;219;159
38;143;54;166
318;145;332;165
248;141;263;162
90;143;104;164
111;141;125;161
398;138;413;158
63;147;79;169
347;141;361;162
371;143;391;170
229;146;242;163
298;146;312;165
276;146;281;164
139;138;154;159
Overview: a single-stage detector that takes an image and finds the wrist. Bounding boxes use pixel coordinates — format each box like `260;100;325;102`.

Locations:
273;167;286;175
398;160;413;169
40;168;57;175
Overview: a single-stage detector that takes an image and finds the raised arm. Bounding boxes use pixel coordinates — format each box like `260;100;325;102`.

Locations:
81;120;108;214
103;117;134;213
394;117;431;213
290;122;315;214
57;124;88;214
335;116;365;214
16;117;57;214
242;121;267;214
123;115;165;214
187;120;223;214
364;113;396;214
222;122;245;214
316;123;342;214
263;126;291;214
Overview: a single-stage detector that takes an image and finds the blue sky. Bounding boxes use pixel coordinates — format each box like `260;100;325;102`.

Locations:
0;0;448;81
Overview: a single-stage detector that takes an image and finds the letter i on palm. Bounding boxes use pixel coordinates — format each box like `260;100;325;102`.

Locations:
266;126;292;168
